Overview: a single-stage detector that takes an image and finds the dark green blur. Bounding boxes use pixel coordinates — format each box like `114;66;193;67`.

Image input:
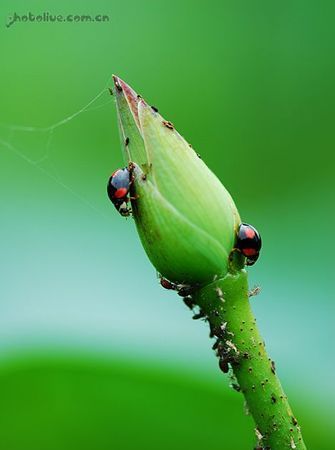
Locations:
0;353;333;450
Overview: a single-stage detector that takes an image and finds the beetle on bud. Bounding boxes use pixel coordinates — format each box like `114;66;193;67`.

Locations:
107;165;134;217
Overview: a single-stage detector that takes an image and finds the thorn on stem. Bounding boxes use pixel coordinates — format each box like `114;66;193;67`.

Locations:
290;437;297;449
249;286;261;297
255;428;263;441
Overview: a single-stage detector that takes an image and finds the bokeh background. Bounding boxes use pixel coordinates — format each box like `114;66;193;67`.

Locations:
1;1;334;449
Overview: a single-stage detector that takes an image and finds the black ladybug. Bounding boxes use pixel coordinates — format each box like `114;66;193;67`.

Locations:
107;166;133;216
236;223;262;266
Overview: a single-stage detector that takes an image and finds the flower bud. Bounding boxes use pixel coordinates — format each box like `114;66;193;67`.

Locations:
112;76;241;285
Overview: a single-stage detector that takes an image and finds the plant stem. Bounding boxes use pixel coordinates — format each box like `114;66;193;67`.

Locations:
191;270;306;450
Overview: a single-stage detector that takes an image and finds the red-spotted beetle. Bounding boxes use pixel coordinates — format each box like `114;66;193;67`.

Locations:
236;223;262;266
107;164;134;216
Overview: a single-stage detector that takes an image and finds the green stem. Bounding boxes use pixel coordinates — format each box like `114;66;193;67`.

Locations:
191;270;306;450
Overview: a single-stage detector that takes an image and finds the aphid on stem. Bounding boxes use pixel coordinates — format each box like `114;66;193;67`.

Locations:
162;120;174;130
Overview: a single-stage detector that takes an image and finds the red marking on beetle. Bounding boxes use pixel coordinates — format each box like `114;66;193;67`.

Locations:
219;358;229;373
243;248;257;256
114;187;128;199
160;278;174;290
245;227;255;239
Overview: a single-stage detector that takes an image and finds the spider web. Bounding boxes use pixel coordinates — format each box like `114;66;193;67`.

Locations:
0;73;115;220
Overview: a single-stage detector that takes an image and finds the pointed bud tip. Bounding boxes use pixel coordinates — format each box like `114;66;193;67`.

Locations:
112;75;123;93
113;75;146;127
112;77;242;283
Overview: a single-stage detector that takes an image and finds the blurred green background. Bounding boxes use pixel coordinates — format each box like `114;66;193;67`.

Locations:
0;1;334;449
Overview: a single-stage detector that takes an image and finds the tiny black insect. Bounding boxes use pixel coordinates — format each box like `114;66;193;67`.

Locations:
159;276;194;298
219;356;229;373
183;296;195;310
162;120;174;130
177;285;195;297
292;416;298;426
192;311;205;320
212;322;227;339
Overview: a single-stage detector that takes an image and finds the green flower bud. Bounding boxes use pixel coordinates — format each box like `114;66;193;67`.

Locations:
112;76;241;285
